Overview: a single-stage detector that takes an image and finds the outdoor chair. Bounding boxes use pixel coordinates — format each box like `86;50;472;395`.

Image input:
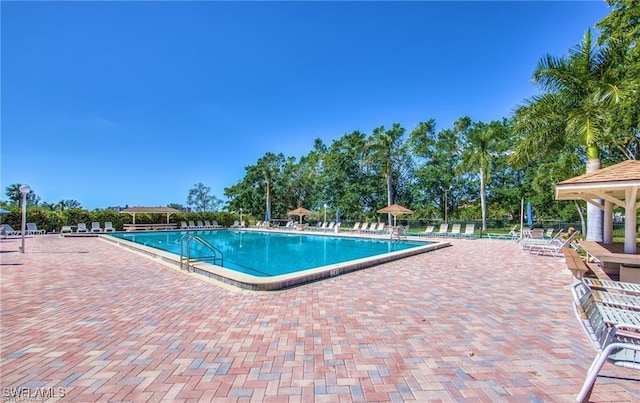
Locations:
363;222;378;234
523;231;580;256
104;222;115;232
487;225;520;241
90;222;102;233
346;222;360;232
462;223;476;239
211;221;223;228
374;222;386;234
358;223;369;233
60;225;74;234
197;220;205;228
448;223;461;238
76;223;88;233
434;223;449;237
583;277;640;297
419;225;435;237
1;224;20;236
188;221;197;229
571;281;640;402
26;223;46;235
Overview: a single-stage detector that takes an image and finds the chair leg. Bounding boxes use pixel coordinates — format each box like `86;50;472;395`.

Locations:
577;351;606;402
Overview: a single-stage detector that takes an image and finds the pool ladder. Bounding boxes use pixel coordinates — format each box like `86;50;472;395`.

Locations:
179;234;224;272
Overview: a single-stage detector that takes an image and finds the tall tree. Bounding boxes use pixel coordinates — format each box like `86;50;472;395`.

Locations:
4;183;39;206
511;30;623;241
596;0;640;160
56;199;82;211
458;118;509;231
363;123;407;225
187;183;215;212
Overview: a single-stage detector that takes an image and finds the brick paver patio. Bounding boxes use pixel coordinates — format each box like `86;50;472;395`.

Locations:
1;234;639;402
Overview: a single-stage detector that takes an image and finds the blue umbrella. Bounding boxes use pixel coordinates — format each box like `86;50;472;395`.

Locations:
0;208;9;214
526;202;533;228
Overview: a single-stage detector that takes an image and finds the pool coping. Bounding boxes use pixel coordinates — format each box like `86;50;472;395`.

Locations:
101;229;451;291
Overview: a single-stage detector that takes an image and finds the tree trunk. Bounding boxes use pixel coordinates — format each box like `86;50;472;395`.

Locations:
585;158;603;241
265;181;271;222
575;200;587;237
480;168;487;231
386;172;393;225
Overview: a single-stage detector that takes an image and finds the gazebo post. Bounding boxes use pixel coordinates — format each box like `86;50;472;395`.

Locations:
603;200;613;245
625;187;638;254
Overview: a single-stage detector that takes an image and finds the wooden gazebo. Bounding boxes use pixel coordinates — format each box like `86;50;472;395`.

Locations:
555;160;640;254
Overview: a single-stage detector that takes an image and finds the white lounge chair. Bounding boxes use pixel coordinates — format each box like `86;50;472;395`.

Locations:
358;223;370;233
419;225;435;237
104;222;115;232
76;223;88;233
188;221;197;229
487;225;520;241
346;222;360;232
448;223;461;238
571;281;640;402
434;223;449;237
462;223;476;239
26;223;46;235
197;220;205;228
1;224;20;236
524;231;580;256
91;222;102;233
61;225;74;234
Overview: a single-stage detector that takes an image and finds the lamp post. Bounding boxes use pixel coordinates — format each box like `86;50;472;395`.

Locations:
323;203;328;231
444;186;452;224
19;185;31;253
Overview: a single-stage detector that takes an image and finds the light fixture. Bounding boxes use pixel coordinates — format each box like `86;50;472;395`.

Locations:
323;203;328;231
19;185;31;253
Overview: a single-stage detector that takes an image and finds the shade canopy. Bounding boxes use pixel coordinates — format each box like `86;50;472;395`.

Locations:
287;207;315;224
555;160;640;254
377;204;413;225
121;206;181;224
0;208;10;215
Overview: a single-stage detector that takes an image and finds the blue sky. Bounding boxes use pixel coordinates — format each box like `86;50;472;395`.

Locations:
1;1;610;210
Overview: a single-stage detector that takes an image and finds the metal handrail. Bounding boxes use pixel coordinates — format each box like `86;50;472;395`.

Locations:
179;234;223;271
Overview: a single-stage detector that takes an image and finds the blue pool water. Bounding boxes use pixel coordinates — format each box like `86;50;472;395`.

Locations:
111;230;427;277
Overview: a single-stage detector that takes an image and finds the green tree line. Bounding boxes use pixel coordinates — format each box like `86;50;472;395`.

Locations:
225;0;639;239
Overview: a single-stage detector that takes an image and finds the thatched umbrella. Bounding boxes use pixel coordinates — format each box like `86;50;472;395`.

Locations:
377;204;413;226
287;207;315;224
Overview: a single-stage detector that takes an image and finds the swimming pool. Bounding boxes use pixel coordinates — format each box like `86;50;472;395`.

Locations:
107;230;449;290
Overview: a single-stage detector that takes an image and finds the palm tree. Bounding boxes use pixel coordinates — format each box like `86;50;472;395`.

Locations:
363;124;406;225
459;119;507;231
511;30;622;241
255;152;283;222
5;184;23;205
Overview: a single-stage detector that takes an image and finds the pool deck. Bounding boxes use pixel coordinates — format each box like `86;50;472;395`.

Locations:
1;234;640;401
